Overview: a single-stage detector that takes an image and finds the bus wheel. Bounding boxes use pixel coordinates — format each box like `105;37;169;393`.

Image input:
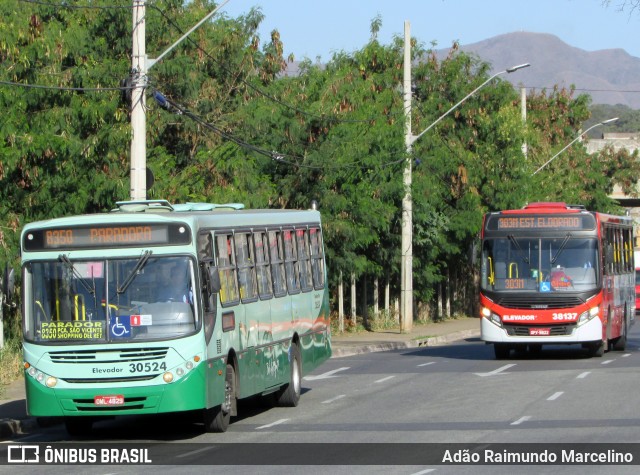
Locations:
494;344;510;360
204;364;236;433
276;343;301;407
611;317;627;351
64;417;93;436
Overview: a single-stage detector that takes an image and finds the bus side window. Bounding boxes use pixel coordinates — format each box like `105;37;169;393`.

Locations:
215;233;239;306
253;231;273;299
309;227;325;289
283;229;300;294
297;228;313;292
268;230;287;297
235;232;258;302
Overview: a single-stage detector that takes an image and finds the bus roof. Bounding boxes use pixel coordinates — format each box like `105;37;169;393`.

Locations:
22;200;322;234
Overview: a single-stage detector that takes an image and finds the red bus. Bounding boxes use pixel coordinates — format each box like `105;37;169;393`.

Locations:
480;202;635;359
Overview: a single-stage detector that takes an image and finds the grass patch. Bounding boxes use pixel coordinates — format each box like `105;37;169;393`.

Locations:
0;338;23;391
0;310;23;399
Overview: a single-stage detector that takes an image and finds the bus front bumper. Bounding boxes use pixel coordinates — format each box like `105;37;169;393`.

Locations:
24;363;210;417
480;315;603;344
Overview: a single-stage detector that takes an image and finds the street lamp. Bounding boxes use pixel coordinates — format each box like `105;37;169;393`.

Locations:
400;24;528;333
531;117;619;175
409;63;531;146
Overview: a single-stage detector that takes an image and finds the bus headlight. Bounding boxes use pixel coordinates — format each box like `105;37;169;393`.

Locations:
45;376;58;388
578;307;599;326
481;307;503;327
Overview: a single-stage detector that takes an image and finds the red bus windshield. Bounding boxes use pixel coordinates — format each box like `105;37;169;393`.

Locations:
481;236;599;293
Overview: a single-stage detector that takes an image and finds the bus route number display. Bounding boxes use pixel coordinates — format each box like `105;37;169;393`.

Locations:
45;226;164;247
487;214;595;231
24;223;191;250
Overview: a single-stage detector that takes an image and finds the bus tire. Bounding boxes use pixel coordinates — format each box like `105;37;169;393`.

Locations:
276;343;301;407
611;316;627;351
64;417;93;436
494;344;510;360
204;364;236;433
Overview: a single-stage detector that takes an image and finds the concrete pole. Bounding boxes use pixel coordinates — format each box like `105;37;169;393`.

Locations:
130;0;147;200
521;87;527;158
401;20;413;333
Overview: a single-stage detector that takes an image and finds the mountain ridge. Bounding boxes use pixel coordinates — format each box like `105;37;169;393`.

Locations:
452;31;640;108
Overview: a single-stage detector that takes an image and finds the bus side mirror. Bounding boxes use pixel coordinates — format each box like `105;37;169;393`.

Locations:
208;266;221;294
2;265;14;300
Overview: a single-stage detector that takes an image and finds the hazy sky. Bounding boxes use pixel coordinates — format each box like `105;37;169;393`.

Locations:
222;0;640;60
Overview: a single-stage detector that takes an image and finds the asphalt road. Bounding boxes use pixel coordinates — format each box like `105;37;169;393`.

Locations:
5;326;640;474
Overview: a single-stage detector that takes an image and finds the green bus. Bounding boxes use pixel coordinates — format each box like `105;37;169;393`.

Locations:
20;199;331;434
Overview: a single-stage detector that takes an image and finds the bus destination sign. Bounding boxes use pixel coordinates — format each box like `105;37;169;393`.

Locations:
486;214;596;232
23;223;191;251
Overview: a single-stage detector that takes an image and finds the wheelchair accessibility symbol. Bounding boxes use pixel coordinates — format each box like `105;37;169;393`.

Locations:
539;281;551;292
110;316;131;338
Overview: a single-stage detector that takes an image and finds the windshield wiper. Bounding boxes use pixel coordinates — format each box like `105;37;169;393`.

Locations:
507;235;530;264
551;233;572;265
117;250;152;294
58;254;96;295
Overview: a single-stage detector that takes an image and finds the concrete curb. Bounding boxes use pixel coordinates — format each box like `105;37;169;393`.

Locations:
331;328;480;358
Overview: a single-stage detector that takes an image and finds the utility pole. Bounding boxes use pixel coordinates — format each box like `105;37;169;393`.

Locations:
401;20;413;333
128;0;230;201
400;24;528;331
521;87;527;158
130;0;147;201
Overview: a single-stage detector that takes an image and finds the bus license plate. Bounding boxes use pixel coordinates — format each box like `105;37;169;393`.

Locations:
94;395;124;406
529;328;550;336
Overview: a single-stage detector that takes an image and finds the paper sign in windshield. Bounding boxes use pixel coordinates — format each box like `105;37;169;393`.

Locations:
40;321;104;340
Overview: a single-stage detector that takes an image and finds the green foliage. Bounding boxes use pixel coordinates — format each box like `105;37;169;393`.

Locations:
588;103;640;136
1;3;636;323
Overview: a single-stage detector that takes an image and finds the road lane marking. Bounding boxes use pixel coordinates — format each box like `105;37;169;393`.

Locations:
410;470;436;475
256;419;289;430
304;367;350;380
547;391;564;401
622;353;631;357
375;375;396;383
511;416;531;425
322;394;346;404
577;371;590;379
474;364;516;377
418;362;435;367
601;360;614;365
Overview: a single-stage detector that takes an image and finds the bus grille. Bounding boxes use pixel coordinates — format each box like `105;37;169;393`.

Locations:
61;375;158;384
497;295;585;309
48;347;169;364
505;324;576;336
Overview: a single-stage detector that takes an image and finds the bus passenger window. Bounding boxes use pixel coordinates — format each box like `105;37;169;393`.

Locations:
309;227;325;289
283;229;300;294
253;231;273;299
215;234;239;305
268;230;287;297
235;232;258;302
297;229;313;292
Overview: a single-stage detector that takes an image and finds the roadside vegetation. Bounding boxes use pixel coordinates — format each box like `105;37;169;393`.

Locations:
1;1;639;363
0;308;23;397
